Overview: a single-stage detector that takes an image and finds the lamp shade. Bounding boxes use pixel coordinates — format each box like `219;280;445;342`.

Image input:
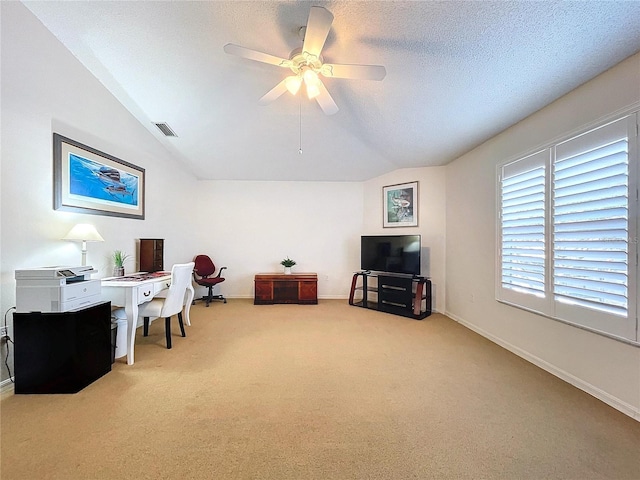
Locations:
63;224;104;242
63;224;104;266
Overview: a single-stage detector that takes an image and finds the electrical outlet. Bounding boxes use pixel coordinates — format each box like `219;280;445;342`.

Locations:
0;326;7;338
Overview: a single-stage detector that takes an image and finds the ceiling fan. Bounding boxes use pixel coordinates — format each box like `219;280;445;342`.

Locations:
223;6;386;115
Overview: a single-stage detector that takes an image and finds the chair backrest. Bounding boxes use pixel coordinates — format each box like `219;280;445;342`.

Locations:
160;262;195;317
194;255;216;278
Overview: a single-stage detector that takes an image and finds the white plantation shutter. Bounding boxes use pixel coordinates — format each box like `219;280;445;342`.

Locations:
553;121;629;317
498;151;549;312
552;116;637;339
501;159;546;296
497;113;638;342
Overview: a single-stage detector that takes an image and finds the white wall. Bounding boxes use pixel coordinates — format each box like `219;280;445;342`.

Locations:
0;2;198;381
188;180;363;299
445;52;640;420
363;167;447;312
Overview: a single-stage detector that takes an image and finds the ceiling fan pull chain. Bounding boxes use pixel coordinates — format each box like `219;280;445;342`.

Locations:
299;95;303;155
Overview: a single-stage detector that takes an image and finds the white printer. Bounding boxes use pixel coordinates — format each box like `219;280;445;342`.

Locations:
15;266;102;313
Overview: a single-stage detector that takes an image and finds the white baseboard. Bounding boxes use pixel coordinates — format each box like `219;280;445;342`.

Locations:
222;295;350;300
1;377;15;396
445;310;640;423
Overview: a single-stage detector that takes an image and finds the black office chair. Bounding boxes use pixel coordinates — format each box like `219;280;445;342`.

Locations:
193;255;227;306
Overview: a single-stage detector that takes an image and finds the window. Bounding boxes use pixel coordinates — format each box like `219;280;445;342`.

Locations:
497;113;638;342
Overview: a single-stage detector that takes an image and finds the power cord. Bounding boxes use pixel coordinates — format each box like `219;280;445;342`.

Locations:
3;307;15;383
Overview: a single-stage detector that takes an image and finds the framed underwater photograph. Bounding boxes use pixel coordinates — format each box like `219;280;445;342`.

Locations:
383;181;418;227
53;133;145;219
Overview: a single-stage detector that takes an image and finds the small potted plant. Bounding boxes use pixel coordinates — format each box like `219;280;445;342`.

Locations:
280;257;296;275
112;250;130;277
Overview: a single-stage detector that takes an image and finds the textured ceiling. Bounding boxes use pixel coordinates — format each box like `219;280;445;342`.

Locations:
24;1;640;182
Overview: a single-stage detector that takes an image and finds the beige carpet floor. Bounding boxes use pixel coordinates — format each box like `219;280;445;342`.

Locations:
1;299;639;479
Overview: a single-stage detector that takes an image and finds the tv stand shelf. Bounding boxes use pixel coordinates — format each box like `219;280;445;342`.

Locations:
349;271;431;320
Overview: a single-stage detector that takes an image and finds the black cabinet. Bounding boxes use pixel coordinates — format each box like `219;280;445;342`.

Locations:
349;272;431;319
140;238;164;272
14;302;112;394
378;275;415;312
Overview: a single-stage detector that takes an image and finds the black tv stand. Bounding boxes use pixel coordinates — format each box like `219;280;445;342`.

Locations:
348;271;431;320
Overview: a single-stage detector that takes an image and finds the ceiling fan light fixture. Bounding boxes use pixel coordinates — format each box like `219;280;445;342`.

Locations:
285;75;302;95
302;67;321;99
302;68;318;84
306;82;320;99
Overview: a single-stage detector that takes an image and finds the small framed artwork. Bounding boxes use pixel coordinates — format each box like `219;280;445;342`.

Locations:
53;133;145;219
383;181;418;227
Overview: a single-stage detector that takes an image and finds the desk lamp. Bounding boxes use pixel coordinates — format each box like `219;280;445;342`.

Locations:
63;223;104;266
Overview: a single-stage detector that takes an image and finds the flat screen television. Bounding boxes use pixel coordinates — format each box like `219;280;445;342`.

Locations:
360;235;421;276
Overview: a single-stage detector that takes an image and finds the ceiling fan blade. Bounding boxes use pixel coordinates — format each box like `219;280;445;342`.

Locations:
302;6;334;59
321;63;387;81
258;78;289;105
314;79;339;116
224;43;291;68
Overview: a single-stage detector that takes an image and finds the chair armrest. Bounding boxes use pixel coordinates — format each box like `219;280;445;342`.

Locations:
215;267;227;278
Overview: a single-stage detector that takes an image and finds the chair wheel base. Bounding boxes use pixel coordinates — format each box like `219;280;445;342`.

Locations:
199;295;226;307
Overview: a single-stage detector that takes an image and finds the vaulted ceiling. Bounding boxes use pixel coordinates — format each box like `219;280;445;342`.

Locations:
24;1;640;181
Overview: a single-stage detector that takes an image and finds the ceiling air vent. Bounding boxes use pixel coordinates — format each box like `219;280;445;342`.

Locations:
154;122;177;137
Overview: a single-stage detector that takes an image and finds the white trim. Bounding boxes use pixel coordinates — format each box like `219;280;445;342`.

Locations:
229;295;441;312
228;295;352;300
0;378;15;396
496;298;640;348
445;310;640;422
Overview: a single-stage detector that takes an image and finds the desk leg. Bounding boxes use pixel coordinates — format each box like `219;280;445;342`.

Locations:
184;284;194;326
124;288;139;365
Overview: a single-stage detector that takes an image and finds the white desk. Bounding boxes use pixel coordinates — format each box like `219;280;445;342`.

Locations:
101;272;194;365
